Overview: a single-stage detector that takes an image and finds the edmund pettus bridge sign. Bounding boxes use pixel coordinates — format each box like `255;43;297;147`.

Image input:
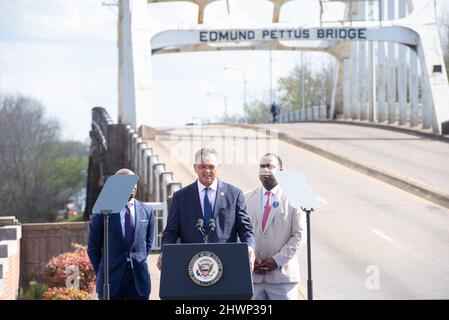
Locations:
118;0;449;135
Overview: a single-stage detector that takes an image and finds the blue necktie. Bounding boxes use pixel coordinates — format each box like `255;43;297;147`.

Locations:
203;187;213;227
125;204;134;250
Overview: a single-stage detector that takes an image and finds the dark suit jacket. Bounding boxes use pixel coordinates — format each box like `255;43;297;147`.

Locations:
87;199;155;299
162;180;255;248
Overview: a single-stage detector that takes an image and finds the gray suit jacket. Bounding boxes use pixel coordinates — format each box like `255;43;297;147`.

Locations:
245;186;306;283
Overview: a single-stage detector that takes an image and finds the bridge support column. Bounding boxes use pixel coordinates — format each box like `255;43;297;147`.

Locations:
409;0;449;134
118;0;155;129
409;49;419;127
377;41;386;123
343;58;351;120
330;59;341;120
351;42;360;120
359;40;367;121
387;41;397;124
398;0;408;126
398;44;407;125
387;0;397;124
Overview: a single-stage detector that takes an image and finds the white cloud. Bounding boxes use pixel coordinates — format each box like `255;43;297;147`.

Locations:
0;0;117;141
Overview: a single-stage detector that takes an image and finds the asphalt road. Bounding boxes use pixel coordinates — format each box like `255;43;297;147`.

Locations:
147;124;449;299
256;123;449;195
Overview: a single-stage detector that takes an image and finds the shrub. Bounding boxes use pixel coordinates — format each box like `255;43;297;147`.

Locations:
43;243;95;292
68;213;84;222
19;280;48;300
42;287;93;300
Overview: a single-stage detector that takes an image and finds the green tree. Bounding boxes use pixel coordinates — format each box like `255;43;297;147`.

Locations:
243;100;270;123
0;94;88;222
241;57;336;123
277;59;336;113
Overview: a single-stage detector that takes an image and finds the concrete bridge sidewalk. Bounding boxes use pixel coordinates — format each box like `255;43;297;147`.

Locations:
239;122;449;209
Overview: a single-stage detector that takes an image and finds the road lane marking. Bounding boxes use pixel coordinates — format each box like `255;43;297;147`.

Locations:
316;195;330;205
371;228;395;242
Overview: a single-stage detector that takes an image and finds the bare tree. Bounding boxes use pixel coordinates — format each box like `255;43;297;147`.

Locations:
0;94;87;222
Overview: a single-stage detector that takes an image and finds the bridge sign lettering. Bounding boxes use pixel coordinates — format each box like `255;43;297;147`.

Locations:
199;28;367;42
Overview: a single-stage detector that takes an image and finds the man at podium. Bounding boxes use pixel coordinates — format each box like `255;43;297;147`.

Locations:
245;154;306;300
157;148;255;269
87;168;155;300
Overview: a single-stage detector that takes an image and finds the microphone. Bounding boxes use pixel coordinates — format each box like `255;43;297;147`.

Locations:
207;218;216;234
196;218;204;234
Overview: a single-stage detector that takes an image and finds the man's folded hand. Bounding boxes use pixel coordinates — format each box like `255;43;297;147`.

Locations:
248;246;255;271
253;257;278;274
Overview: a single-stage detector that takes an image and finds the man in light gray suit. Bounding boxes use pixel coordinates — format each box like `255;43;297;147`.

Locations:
244;153;306;300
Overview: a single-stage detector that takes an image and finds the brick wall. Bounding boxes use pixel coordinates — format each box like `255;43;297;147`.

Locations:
0;217;21;300
0;242;20;300
20;221;89;286
0;218;89;299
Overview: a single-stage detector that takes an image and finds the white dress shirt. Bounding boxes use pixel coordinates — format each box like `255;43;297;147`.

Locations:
197;179;218;217
260;184;280;222
120;198;135;237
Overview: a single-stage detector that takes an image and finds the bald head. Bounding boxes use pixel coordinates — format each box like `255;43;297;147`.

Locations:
115;168;137;199
115;168;135;175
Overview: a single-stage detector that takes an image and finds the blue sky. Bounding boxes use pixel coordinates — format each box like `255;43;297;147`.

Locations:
0;0;447;141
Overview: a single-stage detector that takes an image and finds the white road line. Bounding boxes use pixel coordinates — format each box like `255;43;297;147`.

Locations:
371;229;395;242
316;195;330;205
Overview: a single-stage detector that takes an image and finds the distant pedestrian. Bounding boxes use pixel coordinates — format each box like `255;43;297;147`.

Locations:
270;101;280;123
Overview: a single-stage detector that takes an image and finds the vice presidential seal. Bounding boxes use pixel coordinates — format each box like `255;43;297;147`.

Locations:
188;251;223;286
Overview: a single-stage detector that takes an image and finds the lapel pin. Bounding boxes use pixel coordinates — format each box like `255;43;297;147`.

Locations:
272;201;279;208
221;192;225;196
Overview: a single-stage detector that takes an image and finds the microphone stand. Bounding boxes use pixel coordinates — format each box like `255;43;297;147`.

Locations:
202;229;209;244
207;219;216;243
196;219;208;244
196;218;216;244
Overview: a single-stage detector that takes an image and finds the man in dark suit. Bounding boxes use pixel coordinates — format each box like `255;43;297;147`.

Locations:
88;168;155;300
157;148;255;269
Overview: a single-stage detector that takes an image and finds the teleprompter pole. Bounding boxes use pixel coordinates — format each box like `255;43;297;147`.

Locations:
101;210;112;300
305;208;313;300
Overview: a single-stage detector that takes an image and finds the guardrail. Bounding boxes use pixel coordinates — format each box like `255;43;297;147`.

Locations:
87;107;182;251
279;105;328;123
124;125;181;250
278;103;430;129
91;106;113;151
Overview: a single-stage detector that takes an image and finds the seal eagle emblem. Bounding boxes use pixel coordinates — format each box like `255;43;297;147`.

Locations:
188;251;223;286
